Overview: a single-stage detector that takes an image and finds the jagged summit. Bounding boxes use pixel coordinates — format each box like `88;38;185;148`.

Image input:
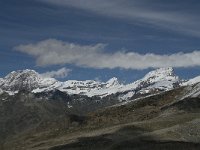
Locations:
1;69;41;91
0;69;57;92
5;69;41;79
5;69;40;80
143;67;176;81
106;77;120;88
145;67;174;76
141;67;180;89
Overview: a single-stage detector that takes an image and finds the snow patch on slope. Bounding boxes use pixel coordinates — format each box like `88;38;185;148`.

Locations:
0;88;3;95
118;91;135;101
182;76;200;86
181;83;200;99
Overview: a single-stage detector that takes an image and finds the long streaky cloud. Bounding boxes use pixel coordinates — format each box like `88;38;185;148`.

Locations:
38;0;200;37
15;39;200;70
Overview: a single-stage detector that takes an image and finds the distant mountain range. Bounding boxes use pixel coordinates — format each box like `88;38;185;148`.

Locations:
0;67;199;100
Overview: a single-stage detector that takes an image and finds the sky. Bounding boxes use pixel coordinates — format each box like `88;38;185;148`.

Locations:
1;0;200;83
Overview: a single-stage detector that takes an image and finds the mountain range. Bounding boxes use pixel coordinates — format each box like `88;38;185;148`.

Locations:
0;67;196;99
0;67;200;150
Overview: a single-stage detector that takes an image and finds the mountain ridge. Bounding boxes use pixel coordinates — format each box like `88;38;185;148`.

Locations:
0;67;199;100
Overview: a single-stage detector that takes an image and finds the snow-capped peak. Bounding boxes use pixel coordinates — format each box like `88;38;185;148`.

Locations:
1;69;41;91
106;77;120;88
143;67;176;82
119;67;180;97
140;67;180;90
5;69;40;78
0;69;57;92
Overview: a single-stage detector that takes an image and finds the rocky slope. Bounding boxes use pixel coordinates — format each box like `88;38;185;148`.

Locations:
1;79;200;150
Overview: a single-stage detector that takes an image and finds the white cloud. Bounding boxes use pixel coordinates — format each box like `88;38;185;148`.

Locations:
38;0;200;37
41;67;71;78
15;39;200;70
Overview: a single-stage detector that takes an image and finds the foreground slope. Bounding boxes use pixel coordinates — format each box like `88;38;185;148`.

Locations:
1;81;200;150
0;67;200;149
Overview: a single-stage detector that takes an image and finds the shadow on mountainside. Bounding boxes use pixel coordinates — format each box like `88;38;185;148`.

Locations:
49;125;200;150
162;97;200;112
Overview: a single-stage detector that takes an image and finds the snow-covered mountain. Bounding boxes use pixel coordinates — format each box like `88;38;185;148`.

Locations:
0;69;123;96
116;67;181;99
0;69;58;93
56;77;122;97
0;67;199;100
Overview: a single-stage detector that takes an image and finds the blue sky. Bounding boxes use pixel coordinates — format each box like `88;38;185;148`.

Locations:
1;0;200;83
